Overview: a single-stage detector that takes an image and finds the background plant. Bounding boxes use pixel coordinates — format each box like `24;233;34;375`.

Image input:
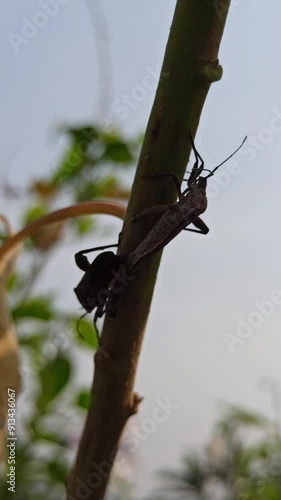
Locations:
145;405;281;500
0;124;140;499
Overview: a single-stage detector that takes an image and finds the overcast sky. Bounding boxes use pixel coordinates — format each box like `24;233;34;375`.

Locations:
2;1;281;497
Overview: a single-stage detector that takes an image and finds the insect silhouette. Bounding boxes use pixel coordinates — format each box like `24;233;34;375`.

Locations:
74;133;246;338
74;243;125;341
128;132;247;268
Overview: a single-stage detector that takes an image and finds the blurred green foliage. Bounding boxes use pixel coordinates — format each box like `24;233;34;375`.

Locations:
145;404;281;500
0;125;139;499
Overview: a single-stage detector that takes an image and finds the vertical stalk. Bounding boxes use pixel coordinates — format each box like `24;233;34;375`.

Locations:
67;1;231;498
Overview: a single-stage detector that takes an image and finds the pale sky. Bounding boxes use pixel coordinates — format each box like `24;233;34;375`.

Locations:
2;1;281;497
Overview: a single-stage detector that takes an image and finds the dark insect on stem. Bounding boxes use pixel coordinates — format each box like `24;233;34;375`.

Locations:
74;133;247;340
128;132;247;268
74;243;125;343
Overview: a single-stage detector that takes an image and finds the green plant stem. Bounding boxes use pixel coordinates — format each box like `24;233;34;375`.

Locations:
67;1;231;498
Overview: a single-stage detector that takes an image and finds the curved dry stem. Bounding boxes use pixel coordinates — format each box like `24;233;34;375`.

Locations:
0;201;126;261
0;215;13;238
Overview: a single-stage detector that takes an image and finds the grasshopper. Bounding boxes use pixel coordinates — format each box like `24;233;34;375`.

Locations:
128;133;247;268
74;134;246;337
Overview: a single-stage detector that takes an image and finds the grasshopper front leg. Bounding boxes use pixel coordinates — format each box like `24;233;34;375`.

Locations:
132;204;170;223
183;217;209;235
132;173;183;224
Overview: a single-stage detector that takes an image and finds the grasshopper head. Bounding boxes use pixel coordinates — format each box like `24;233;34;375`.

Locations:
197;176;207;190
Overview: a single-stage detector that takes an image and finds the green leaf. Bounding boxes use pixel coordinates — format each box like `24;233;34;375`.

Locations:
72;318;98;350
37;355;71;412
76;390;91;410
75;177;120;202
228;406;270;428
67;126;100;143
12;297;54;322
31;430;66;447
24;204;47;225
52;126;101;184
103;139;133;163
19;333;45;349
47;460;68;482
75;181;100;202
52;145;86;183
74;216;94;235
7;273;17;291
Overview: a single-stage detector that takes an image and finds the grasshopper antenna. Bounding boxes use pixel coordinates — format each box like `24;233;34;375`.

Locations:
206;136;247;178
